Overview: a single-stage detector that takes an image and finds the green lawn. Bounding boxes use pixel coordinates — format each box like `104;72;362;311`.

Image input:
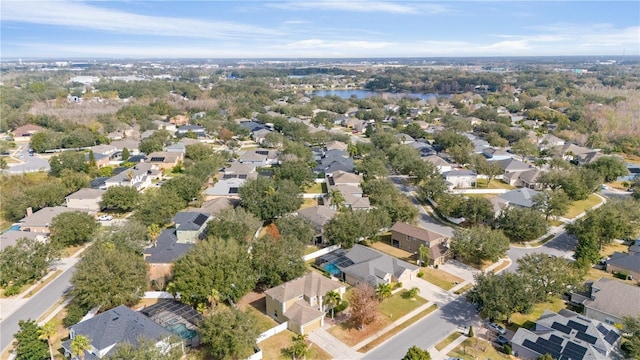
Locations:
304;182;324;194
476;179;515;190
420;267;464;291
436;332;462;351
564;194;602;219
378;290;428;319
505;297;566;331
246;306;278;333
259;330;333;360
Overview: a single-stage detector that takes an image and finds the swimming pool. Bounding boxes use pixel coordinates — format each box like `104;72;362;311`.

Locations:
323;263;341;276
167;322;197;340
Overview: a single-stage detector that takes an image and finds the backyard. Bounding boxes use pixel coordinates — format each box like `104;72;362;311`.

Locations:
476;179;515;190
367;235;414;263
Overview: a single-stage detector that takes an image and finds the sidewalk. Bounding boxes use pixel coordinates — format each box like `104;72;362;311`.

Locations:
309;327;364;360
0;244;86;321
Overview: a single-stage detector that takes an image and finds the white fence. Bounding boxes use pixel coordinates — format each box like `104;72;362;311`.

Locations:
449;189;508;195
302;244;341;261
246;349;263;360
256;321;288;343
143;291;174;299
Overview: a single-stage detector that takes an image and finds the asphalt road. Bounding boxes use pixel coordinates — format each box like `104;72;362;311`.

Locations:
0;265;75;352
506;231;578;272
5;145;50;173
364;297;480;360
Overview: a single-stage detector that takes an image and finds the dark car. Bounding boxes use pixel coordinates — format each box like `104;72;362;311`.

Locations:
496;335;509;346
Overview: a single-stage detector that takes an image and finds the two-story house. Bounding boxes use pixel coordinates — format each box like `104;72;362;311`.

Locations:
390;222;452;265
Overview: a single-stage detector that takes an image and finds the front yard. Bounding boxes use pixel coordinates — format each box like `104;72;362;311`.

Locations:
328;289;428;347
420;267;464;291
503;296;566;332
564;194;603;219
446;337;512;360
259;329;332;360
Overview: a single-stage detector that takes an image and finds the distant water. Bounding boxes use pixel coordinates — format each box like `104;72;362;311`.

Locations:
310;89;449;101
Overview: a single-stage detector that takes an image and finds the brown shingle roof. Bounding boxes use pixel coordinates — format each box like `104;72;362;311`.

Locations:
391;222;448;244
264;272;342;303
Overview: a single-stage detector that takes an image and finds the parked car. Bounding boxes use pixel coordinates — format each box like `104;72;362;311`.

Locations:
97;215;113;221
488;322;507;335
496;335;509;346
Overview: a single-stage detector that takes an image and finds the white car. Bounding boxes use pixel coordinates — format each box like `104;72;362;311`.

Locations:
97;215;113;221
488;322;507;335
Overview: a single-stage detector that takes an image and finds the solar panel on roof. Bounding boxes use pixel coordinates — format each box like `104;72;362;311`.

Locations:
597;324;609;335
567;320;588;333
549;334;564;345
238;174;247;179
150;156;166;162
562;341;587;360
537;337;562;353
193;214;209;227
229;187;239;194
256;150;268;155
523;339;560;359
575;331;597;344
552;322;572;334
223;174;235;179
604;331;620;345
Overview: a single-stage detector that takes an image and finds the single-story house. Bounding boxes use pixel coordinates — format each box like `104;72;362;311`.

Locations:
223;161;258;179
337;244;419;287
396;133;416;144
146;152;184;171
423;155;452;173
482;147;513;161
19;206;90;234
63;305;179;359
442;170;477;189
342;118;366;132
176;125;206;138
12;124;44;142
618;163;640;182
510;309;619;360
0;231;46;251
185;198;236;217
204;177;245;199
297;205;337;244
503;169;544;190
570;278;640;325
251;128;273;145
265;272;345;335
558;143;592;162
497;188;540;208
109;139;141;156
537;134;565;150
390;222;452;265
410;141;436;157
324;141;348;152
494;158;534;176
66;188;106;211
605;251;640;281
326;170;363;187
238;148;278;166
153;120;177;133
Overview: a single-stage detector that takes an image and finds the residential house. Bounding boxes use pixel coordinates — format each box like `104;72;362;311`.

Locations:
297;205;337;244
62;305;177;359
238;148;278;166
222;161;258;180
325;171;370;210
558;143;592;162
442;170;477;189
396;133;416;144
252;128;272;146
482;147;513;161
390;222;452;265
12;124;44;142
109;139;141;156
570;278;640;325
185;198;236;217
146;152;184;171
510;309;620;360
537;134;565;150
497;188;540;208
423;155;452;173
605;251;640;281
315;151;354;174
410;141;436;157
19;206;89;234
618;163;640;182
579;151;606;165
153;120;177;133
265;272;345;335
144;229;194;285
0;231;46;251
66;188;106;211
140;300;202;347
336;244;419;287
239;120;269;133
169;115;190;126
85;151;111;168
342;118;366;132
503;169;544;190
204;177;245;199
324;141;348;152
176;124;206;138
103;163;159;190
471;138;491;154
173;211;211;244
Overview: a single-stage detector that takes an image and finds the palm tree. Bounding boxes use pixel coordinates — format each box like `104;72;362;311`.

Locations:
147;224;161;247
327;189;345;210
375;283;392;301
71;335;91;360
288;334;309;360
324;290;341;319
208;288;221;310
39;319;57;360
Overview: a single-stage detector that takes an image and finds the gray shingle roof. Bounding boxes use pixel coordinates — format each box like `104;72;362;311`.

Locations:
584;278;640;319
498;188;540;208
607;251;640;273
340;244;418;287
173;212;210;231
67;305;172;356
143;229;194;263
298;206;336;228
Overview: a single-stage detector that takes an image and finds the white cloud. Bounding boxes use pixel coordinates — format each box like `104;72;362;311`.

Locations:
1;0;281;39
268;1;420;14
284;39;393;49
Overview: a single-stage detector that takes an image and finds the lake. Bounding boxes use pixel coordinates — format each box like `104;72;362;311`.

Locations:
310;89;449;101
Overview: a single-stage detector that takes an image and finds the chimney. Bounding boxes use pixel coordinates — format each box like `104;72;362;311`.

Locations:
26;207;33;217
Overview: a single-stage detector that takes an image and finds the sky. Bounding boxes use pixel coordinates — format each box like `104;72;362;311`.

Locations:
1;0;639;59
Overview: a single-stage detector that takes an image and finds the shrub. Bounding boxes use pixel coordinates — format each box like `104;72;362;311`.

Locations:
335;300;349;314
394;282;403;290
468;326;474;338
403;287;420;299
417;271;424;278
503;344;512;355
3;284;21;297
614;271;631;280
63;302;90;327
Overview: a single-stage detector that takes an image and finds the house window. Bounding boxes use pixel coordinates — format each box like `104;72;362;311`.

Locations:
274;310;278;318
605;318;615;325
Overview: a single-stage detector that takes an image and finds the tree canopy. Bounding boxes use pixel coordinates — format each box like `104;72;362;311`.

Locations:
402;345;432;360
205;207;262;244
467;272;534;324
517;253;585;302
450;226;510;265
14;319;49;360
101;185;139;212
324;208;390;248
199;308;259;360
497;207;548;242
239;177;303;222
49;211;99;248
251;234;306;289
0;238;57;288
